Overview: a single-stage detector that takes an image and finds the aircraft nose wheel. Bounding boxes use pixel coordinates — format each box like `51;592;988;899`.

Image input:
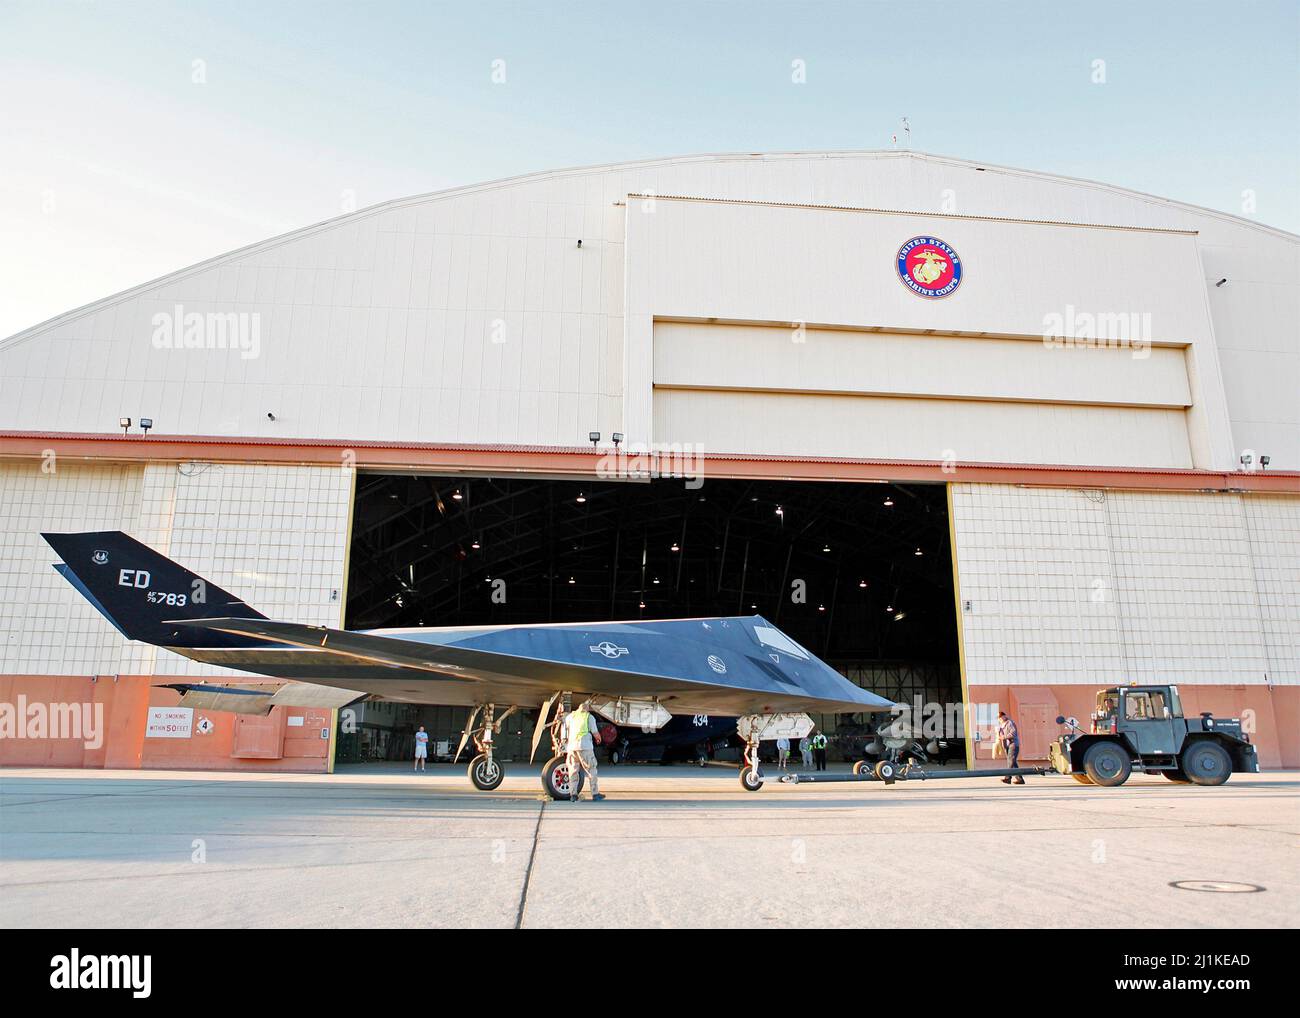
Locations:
469;754;505;791
542;755;584;800
739;765;764;791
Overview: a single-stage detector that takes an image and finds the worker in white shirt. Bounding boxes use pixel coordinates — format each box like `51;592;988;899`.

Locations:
413;725;429;771
776;736;791;771
564;700;605;802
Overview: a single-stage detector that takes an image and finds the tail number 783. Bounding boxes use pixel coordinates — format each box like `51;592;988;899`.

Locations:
146;591;188;606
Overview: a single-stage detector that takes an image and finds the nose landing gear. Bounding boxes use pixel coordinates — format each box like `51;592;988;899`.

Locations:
456;703;517;791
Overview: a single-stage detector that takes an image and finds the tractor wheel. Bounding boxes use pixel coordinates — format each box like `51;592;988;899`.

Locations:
1082;741;1132;787
1162;768;1191;783
1071;772;1094;784
468;754;504;791
541;755;584;800
1181;741;1231;786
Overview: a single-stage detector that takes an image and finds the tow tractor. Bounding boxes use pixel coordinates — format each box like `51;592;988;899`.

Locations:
1048;683;1258;787
740;683;1258;791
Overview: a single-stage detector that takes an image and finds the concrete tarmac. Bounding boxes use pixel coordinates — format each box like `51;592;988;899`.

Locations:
1;763;1295;928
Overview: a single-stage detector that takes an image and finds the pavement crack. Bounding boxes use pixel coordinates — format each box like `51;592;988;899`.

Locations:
515;799;546;929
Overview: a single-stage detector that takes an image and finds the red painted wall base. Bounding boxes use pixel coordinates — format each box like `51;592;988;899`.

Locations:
0;675;334;773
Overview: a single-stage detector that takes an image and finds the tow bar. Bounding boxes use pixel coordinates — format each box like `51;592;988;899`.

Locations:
776;763;1054;785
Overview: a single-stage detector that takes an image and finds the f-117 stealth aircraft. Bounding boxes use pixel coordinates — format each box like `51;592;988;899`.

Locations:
42;531;894;796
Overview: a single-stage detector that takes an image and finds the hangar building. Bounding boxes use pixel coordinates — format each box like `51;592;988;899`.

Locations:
1;150;1297;771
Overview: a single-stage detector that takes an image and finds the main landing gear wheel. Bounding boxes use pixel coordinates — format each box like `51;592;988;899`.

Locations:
1181;741;1231;786
468;754;504;791
1071;773;1094;784
874;760;897;783
542;755;584;800
852;760;872;777
1082;741;1132;787
739;765;764;791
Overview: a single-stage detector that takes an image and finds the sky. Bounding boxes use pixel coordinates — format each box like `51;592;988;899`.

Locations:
1;0;1297;339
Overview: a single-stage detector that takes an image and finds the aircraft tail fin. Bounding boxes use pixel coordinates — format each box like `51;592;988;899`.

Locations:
42;531;266;647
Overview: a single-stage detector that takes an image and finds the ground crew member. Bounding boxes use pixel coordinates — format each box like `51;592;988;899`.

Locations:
564;700;605;802
997;711;1023;783
799;734;813;769
811;730;828;771
413;725;428;771
776;736;790;770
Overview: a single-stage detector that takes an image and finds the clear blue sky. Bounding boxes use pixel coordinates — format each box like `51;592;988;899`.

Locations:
2;0;1297;338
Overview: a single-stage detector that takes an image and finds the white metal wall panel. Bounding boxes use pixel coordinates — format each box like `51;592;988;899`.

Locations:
0;460;352;677
1;150;1294;466
951;484;1299;686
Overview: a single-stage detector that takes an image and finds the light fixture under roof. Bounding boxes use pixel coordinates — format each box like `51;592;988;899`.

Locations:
452;488;463;501
883;497;894;507
576;491;587;503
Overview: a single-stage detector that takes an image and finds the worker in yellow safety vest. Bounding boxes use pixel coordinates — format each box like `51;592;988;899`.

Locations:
564;700;605;802
811;731;828;771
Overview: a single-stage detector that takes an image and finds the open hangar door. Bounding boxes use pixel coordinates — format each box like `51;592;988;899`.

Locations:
341;474;960;765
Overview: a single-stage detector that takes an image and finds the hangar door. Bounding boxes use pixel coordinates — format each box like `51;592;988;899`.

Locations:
651;320;1194;468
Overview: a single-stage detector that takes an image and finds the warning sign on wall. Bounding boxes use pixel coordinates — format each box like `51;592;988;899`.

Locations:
146;706;194;739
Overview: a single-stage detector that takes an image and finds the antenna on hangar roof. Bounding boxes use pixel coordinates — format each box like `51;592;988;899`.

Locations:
891;117;910;149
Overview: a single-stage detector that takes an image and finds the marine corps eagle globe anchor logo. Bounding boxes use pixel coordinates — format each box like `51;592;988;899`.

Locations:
896;236;963;298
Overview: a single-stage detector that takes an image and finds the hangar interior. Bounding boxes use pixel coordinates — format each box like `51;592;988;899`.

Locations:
340;474;959;761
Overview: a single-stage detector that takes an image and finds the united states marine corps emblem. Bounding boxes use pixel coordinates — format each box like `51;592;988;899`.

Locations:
896;236;963;298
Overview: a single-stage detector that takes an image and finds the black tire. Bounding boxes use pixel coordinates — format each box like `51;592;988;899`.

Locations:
874;760;897;783
1083;741;1132;787
608;748;621;765
541;754;584;800
852;760;872;777
739;765;763;791
1162;768;1191;783
468;754;504;791
1181;741;1231;786
1071;772;1094;784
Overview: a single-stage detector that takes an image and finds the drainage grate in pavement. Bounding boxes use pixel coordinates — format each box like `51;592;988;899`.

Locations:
1169;880;1264;893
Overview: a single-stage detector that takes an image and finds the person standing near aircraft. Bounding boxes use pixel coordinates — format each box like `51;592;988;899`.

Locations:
414;725;429;771
776;735;791;770
997;711;1024;783
799;734;813;769
812;730;828;771
564;700;605;802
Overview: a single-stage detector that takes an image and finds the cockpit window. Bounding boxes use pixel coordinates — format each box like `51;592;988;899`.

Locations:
1124;691;1168;720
